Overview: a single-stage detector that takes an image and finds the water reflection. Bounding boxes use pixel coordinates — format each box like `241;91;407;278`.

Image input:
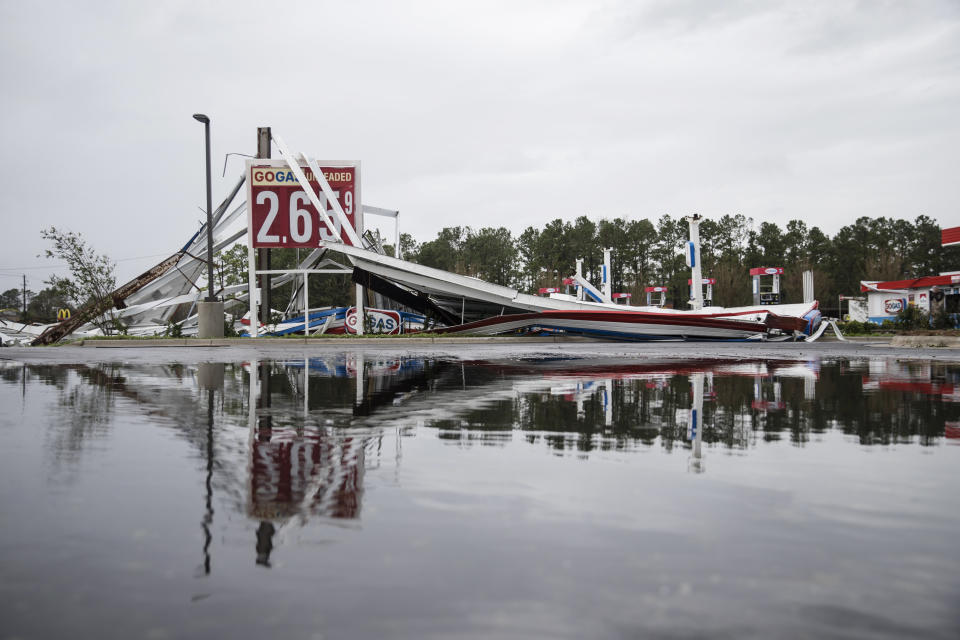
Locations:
350;356;958;449
2;354;958;571
198;365;221;577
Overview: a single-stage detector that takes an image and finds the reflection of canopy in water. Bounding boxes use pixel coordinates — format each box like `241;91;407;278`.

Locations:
336;356;825;435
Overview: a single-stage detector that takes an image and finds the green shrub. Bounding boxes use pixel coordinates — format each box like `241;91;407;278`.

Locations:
930;307;956;330
894;305;929;330
838;320;876;334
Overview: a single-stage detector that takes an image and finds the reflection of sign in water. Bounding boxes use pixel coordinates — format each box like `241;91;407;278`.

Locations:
884;298;905;314
946;422;960;439
249;430;367;521
345;307;401;334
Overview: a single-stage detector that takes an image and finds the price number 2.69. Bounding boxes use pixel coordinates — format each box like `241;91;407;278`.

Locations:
253;188;353;246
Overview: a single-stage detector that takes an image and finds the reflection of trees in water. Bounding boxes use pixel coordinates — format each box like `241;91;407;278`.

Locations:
36;365;123;478
409;360;960;452
20;363;238;490
8;356;958;501
0;361;71;390
56;364;122;443
817;363;957;446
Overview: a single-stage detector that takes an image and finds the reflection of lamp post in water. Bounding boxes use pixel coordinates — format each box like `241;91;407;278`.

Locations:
256;522;275;567
196;363;223;575
688;372;705;474
201;389;214;574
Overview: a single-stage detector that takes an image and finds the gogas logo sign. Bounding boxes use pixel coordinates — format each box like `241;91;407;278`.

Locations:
251;168;353;186
345;307;401;335
884;298;905;314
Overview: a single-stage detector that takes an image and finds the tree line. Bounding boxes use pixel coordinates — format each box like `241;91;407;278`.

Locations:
1;285;71;323
397;214;958;315
14;215;954;326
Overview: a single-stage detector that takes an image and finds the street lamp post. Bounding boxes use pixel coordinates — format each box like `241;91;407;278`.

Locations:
193;114;215;302
193;114;224;337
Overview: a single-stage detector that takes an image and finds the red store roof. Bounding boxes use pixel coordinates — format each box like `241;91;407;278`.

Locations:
942;226;960;247
861;275;960;292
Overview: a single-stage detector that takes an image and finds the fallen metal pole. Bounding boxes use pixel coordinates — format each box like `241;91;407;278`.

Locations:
31;252;185;345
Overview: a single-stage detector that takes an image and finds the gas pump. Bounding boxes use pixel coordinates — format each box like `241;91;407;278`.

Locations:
750;267;783;305
645;286;668;307
688;277;715;307
612;293;632;305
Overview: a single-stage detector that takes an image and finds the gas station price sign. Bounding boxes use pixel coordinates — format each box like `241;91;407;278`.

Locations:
247;160;360;248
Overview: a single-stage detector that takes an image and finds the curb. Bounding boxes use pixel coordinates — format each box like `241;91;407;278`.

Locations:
889;335;960;348
76;336;597;348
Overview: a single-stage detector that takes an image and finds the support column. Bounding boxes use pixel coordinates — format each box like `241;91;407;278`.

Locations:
602;248;612;303
355;352;365;406
688;372;705;473
247;242;258;337
395;216;401;260
303;272;309;337
355;283;365;335
802;270;814;304
686;215;704;311
576;259;584;301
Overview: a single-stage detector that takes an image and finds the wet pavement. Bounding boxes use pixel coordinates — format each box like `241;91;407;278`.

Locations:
4;338;959;366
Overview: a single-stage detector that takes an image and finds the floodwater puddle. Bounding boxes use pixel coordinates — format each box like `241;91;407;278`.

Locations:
1;354;958;638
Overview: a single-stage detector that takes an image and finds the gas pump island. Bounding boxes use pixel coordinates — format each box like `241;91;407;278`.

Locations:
750;267;784;305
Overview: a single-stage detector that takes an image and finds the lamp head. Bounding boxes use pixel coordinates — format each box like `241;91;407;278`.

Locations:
193;113;210;124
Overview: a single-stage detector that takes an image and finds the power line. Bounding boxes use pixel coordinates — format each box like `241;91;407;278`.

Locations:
0;252;170;271
0;264;70;271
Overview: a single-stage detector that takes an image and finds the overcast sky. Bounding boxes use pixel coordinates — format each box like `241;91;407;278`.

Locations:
1;0;957;289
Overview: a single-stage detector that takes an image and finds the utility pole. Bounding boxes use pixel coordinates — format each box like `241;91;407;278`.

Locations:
255;129;273;424
256;127;271;329
22;275;26;318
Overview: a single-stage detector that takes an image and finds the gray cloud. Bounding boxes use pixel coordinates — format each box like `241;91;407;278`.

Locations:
1;0;957;289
